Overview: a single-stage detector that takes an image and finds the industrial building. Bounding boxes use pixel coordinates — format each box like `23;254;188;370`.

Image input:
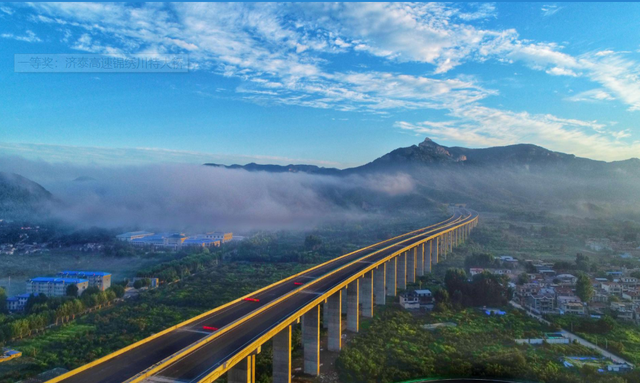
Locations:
128;232;228;249
57;271;112;291
26;277;89;297
116;231;155;241
198;232;233;243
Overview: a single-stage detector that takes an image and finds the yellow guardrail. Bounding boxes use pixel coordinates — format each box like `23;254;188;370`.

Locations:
124;214;469;383
48;214;459;383
196;213;478;383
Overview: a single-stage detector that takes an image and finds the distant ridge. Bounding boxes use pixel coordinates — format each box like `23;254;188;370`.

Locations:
205;138;640;177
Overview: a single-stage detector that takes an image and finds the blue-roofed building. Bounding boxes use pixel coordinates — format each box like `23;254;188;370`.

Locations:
27;277;89;297
57;271;112;291
6;293;31;312
116;231;154;241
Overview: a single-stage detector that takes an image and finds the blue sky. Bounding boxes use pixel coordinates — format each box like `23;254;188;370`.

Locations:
1;2;640;168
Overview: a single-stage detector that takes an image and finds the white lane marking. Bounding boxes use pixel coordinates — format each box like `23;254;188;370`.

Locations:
143;376;190;383
179;329;213;335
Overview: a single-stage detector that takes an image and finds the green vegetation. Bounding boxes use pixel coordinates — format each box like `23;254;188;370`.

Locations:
439;268;512;309
0;262;308;382
549;315;640;365
336;307;631;383
575;273;594;303
0;285;124;346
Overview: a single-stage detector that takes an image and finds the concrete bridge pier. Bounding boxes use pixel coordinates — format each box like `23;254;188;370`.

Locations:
416;243;424;277
327;291;342;351
425;240;432;273
228;355;255;383
361;271;373;318
303;306;320;376
385;258;397;297
397;252;407;290
322;301;329;329
407;248;416;283
341;286;347;312
347;279;359;332
374;264;386;305
450;231;454;253
432;239;439;269
273;326;292;383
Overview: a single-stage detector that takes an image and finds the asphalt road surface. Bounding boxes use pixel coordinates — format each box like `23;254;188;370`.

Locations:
58;211;474;383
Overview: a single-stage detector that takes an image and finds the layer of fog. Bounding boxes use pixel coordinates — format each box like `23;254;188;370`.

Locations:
0;156;416;232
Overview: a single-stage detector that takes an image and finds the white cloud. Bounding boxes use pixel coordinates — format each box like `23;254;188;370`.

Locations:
566;89;615;103
0;30;41;43
396;105;640;161
0;5;14;15
541;5;562;17
7;2;640;160
546;67;578;77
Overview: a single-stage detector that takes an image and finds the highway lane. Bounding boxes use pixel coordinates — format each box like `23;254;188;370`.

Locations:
57;214;463;383
152;211;477;382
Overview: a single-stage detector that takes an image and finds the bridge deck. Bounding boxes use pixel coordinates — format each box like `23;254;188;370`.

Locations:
55;214;466;383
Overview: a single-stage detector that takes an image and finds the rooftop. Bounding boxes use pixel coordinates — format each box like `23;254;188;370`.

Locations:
29;277;89;284
58;271;111;276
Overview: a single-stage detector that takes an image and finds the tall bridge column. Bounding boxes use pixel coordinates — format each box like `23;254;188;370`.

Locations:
424;241;431;273
273;325;292;383
361;271;373;318
303;306;320;376
386;258;397;297
229;355;255;383
407;248;416;283
322;301;329;329
341;286;348;312
347;279;359;332
432;238;439;269
397;252;407;290
449;231;454;253
417;243;425;277
327;291;341;351
374;264;386;305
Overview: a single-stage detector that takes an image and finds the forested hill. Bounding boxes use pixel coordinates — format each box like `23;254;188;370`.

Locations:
0;172;52;218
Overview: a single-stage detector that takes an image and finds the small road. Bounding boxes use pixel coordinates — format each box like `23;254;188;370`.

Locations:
509;301;633;366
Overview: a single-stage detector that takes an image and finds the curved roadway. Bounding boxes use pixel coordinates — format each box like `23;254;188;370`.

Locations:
56;211;475;383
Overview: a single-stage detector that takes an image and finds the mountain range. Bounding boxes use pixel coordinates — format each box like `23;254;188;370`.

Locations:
206;138;640;177
3;138;639;220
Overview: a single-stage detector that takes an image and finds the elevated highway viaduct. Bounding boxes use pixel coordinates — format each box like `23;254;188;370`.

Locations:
50;209;478;383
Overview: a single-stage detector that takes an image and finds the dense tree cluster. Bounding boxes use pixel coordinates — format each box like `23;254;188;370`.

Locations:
440;268;512;308
0;285;124;345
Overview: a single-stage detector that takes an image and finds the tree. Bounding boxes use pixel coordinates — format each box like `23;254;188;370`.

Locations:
66;284;79;297
576;273;593;303
108;284;125;298
133;279;144;289
304;235;322;250
517;272;529;285
444;268;468;297
0;287;7;314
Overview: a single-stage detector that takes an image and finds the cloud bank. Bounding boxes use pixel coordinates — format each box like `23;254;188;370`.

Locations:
0;156;415;232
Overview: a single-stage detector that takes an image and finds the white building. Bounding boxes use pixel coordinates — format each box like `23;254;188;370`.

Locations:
27;277;89;297
57;271;112;291
6;293;30;312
